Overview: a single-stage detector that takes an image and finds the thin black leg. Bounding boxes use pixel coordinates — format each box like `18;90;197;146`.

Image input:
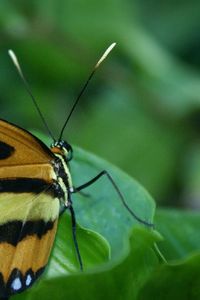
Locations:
68;205;83;271
74;170;154;228
77;190;91;198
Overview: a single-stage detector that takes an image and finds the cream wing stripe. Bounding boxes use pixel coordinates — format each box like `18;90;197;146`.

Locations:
0;192;60;224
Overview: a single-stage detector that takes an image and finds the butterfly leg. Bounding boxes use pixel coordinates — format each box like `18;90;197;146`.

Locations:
66;196;83;271
74;170;154;228
77;190;91;198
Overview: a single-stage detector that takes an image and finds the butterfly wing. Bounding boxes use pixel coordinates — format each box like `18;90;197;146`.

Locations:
0;119;54;165
0;119;60;297
0;191;60;297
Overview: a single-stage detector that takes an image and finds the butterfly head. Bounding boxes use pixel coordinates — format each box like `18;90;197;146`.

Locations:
50;140;73;161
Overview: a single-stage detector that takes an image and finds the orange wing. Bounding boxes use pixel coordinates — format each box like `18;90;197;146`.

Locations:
0;119;56;182
0;119;54;166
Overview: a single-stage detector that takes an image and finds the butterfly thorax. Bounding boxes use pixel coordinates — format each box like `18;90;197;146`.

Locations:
50;140;73;206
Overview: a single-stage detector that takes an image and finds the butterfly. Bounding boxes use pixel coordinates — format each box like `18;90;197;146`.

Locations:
0;44;153;299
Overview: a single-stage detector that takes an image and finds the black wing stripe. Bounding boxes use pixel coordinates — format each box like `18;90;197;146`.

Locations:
0;142;15;159
0;220;55;245
0;178;58;196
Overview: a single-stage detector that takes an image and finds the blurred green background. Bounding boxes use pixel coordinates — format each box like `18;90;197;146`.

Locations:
1;0;200;209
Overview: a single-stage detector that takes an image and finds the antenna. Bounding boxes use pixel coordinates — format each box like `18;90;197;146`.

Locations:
58;42;116;141
8;50;56;142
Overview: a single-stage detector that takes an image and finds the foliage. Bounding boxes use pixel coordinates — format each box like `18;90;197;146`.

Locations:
1;1;200;298
12;145;200;300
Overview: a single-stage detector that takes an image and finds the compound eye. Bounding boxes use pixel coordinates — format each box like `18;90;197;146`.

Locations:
66;145;73;161
62;142;73;161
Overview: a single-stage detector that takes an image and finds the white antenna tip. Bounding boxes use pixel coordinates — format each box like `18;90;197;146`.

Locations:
95;42;116;68
8;49;24;77
8;49;17;64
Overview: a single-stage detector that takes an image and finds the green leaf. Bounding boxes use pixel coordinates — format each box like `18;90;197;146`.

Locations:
138;209;200;299
139;254;200;300
47;214;110;275
13;141;155;299
155;209;200;260
71;146;155;259
16;228;160;300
